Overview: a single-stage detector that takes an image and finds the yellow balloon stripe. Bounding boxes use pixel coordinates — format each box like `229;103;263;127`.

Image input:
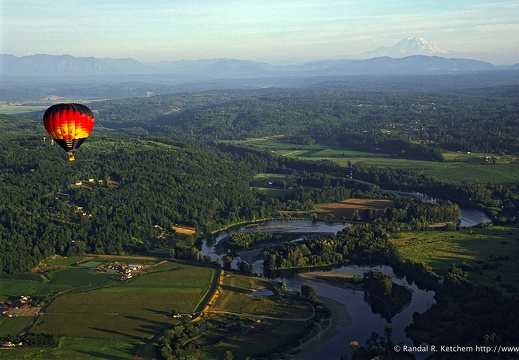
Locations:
48;127;91;140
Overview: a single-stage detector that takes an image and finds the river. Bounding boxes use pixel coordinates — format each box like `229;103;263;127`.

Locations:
282;265;435;360
199;204;489;359
200;220;436;359
200;220;350;274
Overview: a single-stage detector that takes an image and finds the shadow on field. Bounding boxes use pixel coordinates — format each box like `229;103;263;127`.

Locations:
75;350;130;360
124;315;172;336
220;284;250;294
143;307;169;315
89;326;143;341
297;149;323;157
125;315;170;325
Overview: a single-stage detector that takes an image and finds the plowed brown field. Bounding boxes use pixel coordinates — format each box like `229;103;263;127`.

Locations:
315;198;394;218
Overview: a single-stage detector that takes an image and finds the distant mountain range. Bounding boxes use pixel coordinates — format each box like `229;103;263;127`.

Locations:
1;37;517;78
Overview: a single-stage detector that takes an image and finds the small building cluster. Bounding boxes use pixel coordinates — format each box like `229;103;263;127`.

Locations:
1;340;23;348
98;262;143;279
1;296;39;317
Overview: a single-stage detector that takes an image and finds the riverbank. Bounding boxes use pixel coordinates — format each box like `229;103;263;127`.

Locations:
298;271;364;291
289;272;354;359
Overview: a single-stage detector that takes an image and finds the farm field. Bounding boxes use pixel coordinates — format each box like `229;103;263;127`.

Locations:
181;272;314;359
0;104;49;115
0;317;33;338
251;173;297;197
29;268;118;296
211;273;312;318
2;260;215;359
0;100;99;115
0;336;137;360
315;198;394;219
172;224;197;235
242;139;519;185
391;225;519;292
32;261;214;337
0;276;43;301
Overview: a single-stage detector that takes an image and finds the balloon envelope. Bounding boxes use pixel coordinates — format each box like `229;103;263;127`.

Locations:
43;103;95;161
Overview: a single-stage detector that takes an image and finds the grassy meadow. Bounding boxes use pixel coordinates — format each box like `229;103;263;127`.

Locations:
242;139;519;185
391;225;519;291
212;273;312;318
251;173;297;197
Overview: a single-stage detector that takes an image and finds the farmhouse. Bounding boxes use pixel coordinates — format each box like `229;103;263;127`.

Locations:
1;341;23;348
100;262;143;278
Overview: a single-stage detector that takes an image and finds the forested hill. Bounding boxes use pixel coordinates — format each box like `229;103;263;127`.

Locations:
72;84;519;157
0;117;265;273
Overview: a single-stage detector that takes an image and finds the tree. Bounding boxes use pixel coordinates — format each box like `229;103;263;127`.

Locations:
364;271;393;301
300;283;318;303
223;255;233;270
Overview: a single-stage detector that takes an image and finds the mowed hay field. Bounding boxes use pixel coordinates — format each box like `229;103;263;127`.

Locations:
31;261;215;341
315;198;394;218
172;225;196;235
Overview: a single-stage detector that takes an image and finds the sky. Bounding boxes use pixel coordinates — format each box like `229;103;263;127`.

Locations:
1;0;518;64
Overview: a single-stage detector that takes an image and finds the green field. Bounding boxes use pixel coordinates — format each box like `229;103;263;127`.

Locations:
392;225;519;291
2;260;215;359
0;336;137;360
77;261;104;268
185;316;309;360
0;317;33;338
0;104;49;115
243;139;519;185
29;267;118;296
0;278;42;301
31;261;214;341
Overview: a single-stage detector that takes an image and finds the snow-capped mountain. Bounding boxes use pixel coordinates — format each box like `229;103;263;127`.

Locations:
359;37;451;58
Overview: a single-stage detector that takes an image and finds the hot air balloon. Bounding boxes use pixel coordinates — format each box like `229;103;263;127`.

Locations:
43;103;95;161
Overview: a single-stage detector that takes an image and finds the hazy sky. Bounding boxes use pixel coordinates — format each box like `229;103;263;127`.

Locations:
1;0;518;63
